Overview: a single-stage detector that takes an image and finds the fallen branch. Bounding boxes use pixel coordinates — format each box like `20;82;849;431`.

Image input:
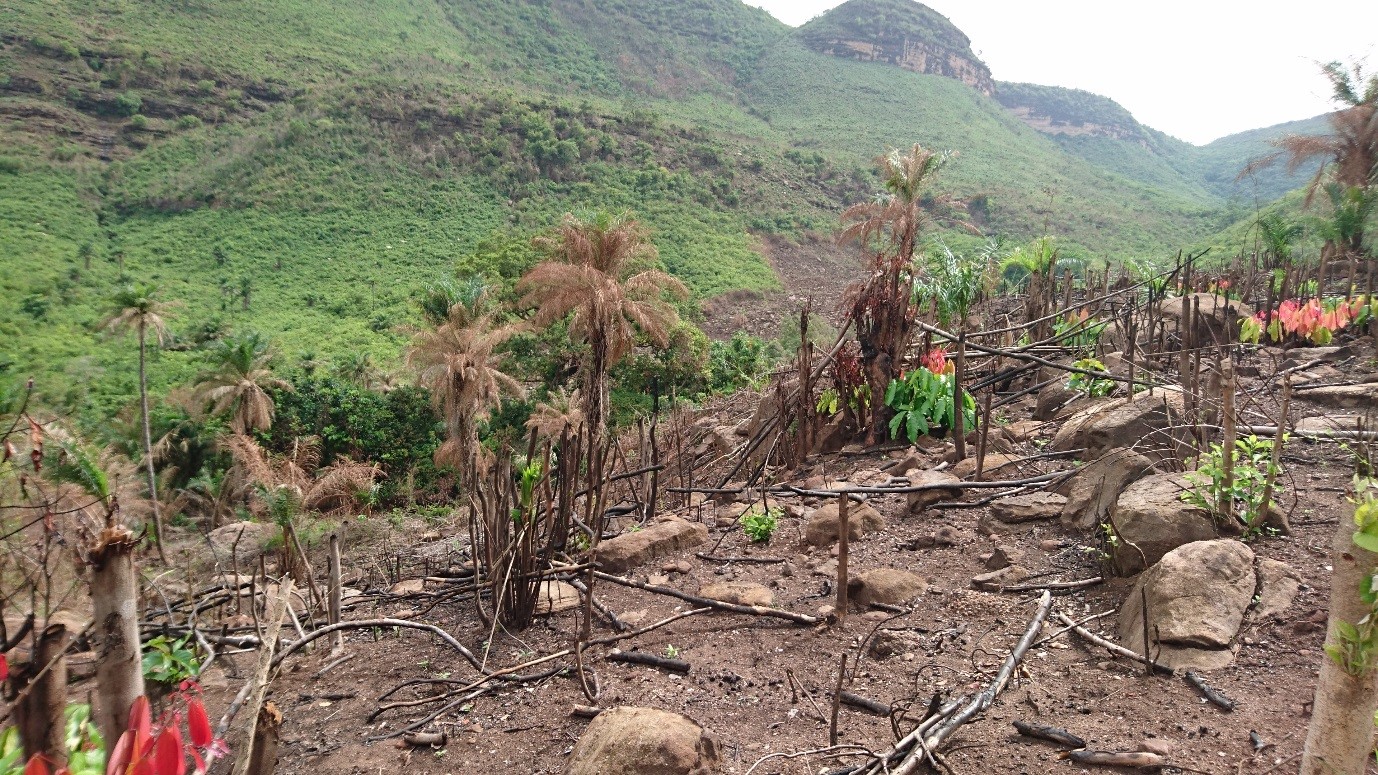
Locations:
1012;720;1086;749
1062;750;1166;769
1184;671;1236;711
778;470;1069;497
891;591;1054;775
695;553;787;564
591;571;818;625
1000;577;1104;594
607;649;690;674
1054;612;1170;674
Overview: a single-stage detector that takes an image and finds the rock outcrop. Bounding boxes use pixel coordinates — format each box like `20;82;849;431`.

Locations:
595;516;709;574
1109;473;1217;576
1118;540;1255;671
569;706;720;775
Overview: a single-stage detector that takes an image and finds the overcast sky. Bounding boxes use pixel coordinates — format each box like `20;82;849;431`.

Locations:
750;0;1377;145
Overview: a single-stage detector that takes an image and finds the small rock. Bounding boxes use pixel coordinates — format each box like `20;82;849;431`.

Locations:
620;610;648;626
816;605;836;618
904;469;963;513
812;559;839;577
568;706;719;775
990;494;1067;523
951;453;1019;479
1251;558;1302;621
849;568;928;607
1038;539;1063;552
391;608;417;619
780;562;796;578
389;579;425;595
700;582;774;607
934;526;961;546
647;574;671;586
533;581;580;615
984;545;1026;570
868;629;924;659
971;566;1030;590
1138;739;1173;757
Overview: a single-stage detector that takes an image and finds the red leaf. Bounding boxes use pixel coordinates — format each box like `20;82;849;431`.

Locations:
106;730;136;775
128;696;153;758
0;653;8;681
23;755;51;775
186;699;212;749
153;725;186;775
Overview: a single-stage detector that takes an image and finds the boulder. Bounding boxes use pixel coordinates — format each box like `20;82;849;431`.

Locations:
971;565;1030;590
1118;540;1255;671
569;706;720;775
867;629;924;659
1301;383;1378;410
803;500;885;547
1001;420;1046;443
207;521;281;566
1056;449;1155;530
983;545;1026;570
534;581;580;615
1035;382;1094;421
904;469;962;513
848;568;927;607
950;453;1019;480
989;493;1067;523
1250;558;1302;621
704;426;738;456
1295;414;1371;433
815;413;858;454
1157;293;1253;348
595;516;709;574
745;381;795;438
699;582;773;608
1109;473;1218;576
1051;389;1187;462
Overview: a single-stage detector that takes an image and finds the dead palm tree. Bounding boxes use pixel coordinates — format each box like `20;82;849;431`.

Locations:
518;211;688;445
839;144;974;444
406;286;523;482
102;283;179;561
195;332;292;435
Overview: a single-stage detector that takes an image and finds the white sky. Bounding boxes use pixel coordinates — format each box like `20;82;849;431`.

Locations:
750;0;1378;145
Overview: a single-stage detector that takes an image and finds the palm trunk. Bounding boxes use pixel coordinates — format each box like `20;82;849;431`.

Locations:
138;322;166;563
952;329;967;460
88;527;146;759
1300;512;1378;775
12;623;70;769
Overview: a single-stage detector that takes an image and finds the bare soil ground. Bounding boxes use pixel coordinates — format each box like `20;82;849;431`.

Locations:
170;345;1378;775
699;233;861;341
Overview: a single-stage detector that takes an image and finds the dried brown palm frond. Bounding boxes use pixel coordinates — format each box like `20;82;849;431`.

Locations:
406;289;523;478
519;211;688;440
225;432;380;517
526;386;585;439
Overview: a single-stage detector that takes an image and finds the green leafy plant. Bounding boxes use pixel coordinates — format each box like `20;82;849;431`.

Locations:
141;634;201;686
664;644;681;659
1051;310;1106;352
1326;479;1378;676
1066;358;1116;397
0;704;105;775
1181;435;1284;537
741;507;780;543
884;367;976;443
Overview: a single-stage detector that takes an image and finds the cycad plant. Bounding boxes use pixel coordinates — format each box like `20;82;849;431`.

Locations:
914;243;992;458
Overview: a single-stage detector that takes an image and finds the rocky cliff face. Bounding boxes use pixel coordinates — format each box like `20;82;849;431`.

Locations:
796;0;993;95
995;82;1149;145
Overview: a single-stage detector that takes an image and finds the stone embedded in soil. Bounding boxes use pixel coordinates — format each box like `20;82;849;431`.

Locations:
989;493;1067;523
700;582;773;607
206;521;280;565
1001;419;1046;442
568;706;720;775
389;578;425;595
814;413;858;454
1035;381;1097;422
1251;558;1302;621
595;516;709;574
904;469;963;513
950;453;1019;480
1301;383;1378;409
1056;447;1154;530
1156;292;1254;347
802;500;885;547
1295;414;1370;433
1109;473;1218;576
848;568;927;607
983;545;1026;570
1051;389;1187;462
868;629;924;659
1119;539;1255;671
971;565;1030;590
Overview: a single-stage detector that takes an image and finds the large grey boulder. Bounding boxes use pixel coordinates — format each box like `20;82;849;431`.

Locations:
1118;540;1255;671
595;516;708;574
904;469;962;513
1051;389;1186;462
1109;473;1218;576
569;706;720;775
1056;448;1155;530
1157;293;1253;348
803;500;885;546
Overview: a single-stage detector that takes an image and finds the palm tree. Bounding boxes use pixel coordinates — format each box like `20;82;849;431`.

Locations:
839;144;974;444
102;283;178;560
195;332;292;435
406;285;523;481
518;211;688;445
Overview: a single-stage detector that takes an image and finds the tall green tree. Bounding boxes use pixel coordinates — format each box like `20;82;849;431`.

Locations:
195;332;291;434
102;283;177;560
518;211;687;446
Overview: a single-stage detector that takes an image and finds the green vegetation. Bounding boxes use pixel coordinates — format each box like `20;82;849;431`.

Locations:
884;367;976;443
1182;435;1285;538
740;506;780;543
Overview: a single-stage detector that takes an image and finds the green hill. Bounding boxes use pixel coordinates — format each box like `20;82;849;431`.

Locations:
0;0;1314;422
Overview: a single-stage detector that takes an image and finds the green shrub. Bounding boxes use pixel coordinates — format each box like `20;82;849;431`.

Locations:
741;506;779;543
1066;357;1116;397
128;113;149;130
177;114;203;129
884;367;976;443
114;90;142;116
0;157;20;175
1182;434;1284;538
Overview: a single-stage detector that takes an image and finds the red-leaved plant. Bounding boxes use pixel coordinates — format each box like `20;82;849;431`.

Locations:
105;681;227;775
